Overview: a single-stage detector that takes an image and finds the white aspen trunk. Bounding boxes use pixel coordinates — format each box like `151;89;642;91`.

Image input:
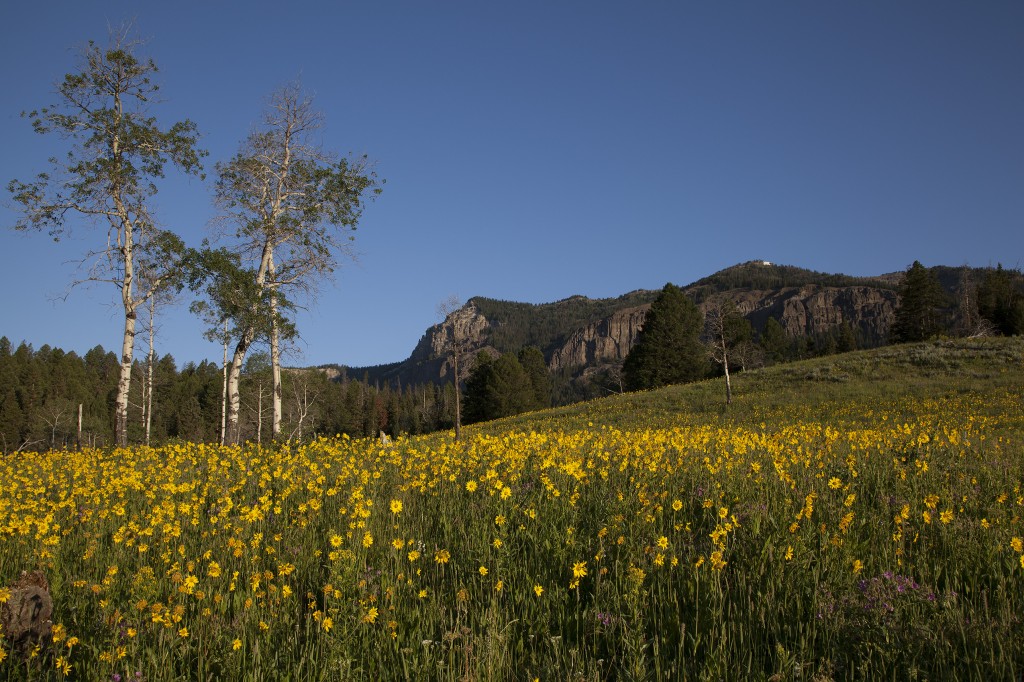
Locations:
256;383;263;445
227;242;275;444
226;332;252;445
269;280;282;440
271;318;282;441
112;88;134;448
145;299;154;446
116;307;136;447
139;362;147;436
220;321;228;446
720;335;732;405
115;215;136;448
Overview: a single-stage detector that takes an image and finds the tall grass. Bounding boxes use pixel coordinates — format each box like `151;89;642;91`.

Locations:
1;338;1022;680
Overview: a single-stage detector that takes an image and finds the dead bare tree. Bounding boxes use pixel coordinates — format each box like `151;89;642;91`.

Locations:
286;371;321;443
436;296;474;440
703;298;750;405
136;278;177;446
40;401;71;450
731;339;765;373
954;264;980;337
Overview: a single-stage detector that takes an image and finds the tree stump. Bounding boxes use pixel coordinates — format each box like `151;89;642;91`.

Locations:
0;570;53;656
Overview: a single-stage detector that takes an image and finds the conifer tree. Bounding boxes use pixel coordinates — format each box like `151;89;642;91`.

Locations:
518;346;552;410
759;317;789;364
623;283;707;391
464;351;536;424
977;264;1024;337
891;261;947;343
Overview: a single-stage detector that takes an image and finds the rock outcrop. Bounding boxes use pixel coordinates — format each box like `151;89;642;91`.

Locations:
548;305;649;373
1;570;53;656
547;285;898;375
725;285;898;342
364;302;495;386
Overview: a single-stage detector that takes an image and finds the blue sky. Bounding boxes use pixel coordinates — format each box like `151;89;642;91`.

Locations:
2;1;1022;368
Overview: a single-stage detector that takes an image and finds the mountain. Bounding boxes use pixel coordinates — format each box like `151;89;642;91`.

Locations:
332;261;909;393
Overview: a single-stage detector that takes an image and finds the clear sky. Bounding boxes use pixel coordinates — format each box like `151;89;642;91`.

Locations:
2;1;1022;369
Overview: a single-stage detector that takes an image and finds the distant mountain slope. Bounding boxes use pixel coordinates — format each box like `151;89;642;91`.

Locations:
687;261;898;295
330;261;988;394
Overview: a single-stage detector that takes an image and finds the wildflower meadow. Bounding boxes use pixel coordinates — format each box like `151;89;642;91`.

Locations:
1;338;1022;680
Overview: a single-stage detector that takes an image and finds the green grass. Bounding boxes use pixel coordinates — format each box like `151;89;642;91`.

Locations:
1;337;1022;680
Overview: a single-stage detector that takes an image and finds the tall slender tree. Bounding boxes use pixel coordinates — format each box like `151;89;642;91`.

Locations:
436;296;472;440
703;298;750;405
7;27;205;446
212;83;381;442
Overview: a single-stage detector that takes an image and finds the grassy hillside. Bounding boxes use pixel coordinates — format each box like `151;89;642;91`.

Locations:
1;338;1021;680
493;336;1022;432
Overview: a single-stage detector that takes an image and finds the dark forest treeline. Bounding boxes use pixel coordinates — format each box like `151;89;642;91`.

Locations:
0;339;459;453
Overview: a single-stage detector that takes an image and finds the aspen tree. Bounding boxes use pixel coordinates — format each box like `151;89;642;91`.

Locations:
213;83;380;442
8;28;204;445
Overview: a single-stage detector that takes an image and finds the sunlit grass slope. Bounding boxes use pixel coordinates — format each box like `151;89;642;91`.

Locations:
1;337;1022;680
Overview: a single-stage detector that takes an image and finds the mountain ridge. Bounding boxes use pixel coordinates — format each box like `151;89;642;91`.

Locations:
324;261;907;387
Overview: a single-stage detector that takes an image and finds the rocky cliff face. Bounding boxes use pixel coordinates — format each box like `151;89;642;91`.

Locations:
548;305;649;373
547;285;898;375
727;285;898;342
410;303;490;365
387;302;495;385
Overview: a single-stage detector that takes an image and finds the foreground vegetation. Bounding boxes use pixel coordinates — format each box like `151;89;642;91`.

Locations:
1;338;1022;680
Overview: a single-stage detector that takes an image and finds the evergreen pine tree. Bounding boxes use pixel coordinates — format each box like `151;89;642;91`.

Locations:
463;352;497;424
978;264;1024;336
837;322;859;353
759;317;789;364
517;346;552;410
623;283;708;391
891;261;947;343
